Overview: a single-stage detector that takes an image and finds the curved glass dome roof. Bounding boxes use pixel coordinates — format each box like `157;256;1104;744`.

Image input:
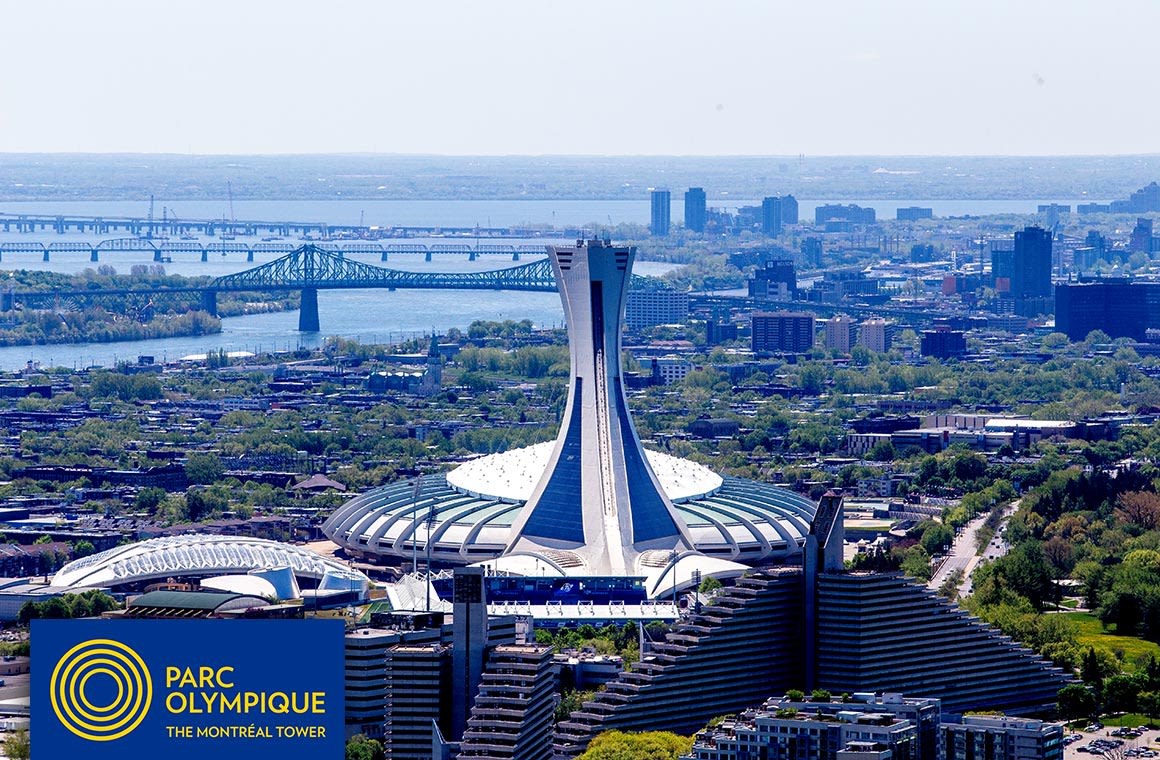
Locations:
323;446;817;567
52;534;370;590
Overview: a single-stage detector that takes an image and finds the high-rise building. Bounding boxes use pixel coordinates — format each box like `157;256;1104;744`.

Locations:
1055;278;1160;341
1131;217;1155;254
625;289;690;329
1011;226;1053;316
460;645;557;760
898;206;934;221
344;624;442;741
684;187;707;233
815;204;876;225
650;190;671;236
451;567;489;741
920;326;966;359
752;312;816;353
802;237;824;267
825;315;857;353
858;319;894;353
780;194;799;225
384;643;451;760
762;197;783;236
749;259;797;300
943;716;1064;760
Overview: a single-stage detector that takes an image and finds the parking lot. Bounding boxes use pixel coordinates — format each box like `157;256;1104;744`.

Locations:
1064;723;1160;760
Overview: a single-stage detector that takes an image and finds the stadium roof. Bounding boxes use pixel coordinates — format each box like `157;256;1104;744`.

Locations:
52;534;370;594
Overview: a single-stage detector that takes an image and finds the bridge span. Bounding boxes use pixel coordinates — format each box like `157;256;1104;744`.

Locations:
0;238;550;263
5;244;664;332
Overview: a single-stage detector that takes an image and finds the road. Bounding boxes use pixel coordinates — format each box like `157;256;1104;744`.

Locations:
927;500;1019;596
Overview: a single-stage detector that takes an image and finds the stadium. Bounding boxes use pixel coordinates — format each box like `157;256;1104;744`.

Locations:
323;240;819;597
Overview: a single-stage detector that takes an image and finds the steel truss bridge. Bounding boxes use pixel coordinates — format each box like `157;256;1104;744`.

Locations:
5;244;662;332
0;238;550;263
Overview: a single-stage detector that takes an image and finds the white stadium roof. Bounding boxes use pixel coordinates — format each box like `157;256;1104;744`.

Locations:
52;534;370;593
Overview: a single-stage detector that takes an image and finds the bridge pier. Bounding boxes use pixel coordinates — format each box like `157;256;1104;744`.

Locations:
299;288;320;332
469;250;477;262
43;250;50;262
201;290;218;317
247;250;254;262
380;251;389;262
512;252;520;261
425;251;432;262
153;249;163;262
90;249;98;262
201;250;209;262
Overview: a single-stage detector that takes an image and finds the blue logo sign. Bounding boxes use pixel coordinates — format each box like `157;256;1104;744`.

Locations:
33;619;344;759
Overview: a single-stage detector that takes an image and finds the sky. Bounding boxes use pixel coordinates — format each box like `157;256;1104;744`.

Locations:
1;0;1157;156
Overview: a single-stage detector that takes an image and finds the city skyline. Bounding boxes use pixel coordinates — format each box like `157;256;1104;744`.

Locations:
2;0;1158;156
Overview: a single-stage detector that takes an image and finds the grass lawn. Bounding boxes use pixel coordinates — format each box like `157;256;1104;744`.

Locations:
1060;598;1080;609
1063;611;1160;669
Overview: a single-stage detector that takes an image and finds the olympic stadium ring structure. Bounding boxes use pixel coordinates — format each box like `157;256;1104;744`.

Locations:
52;534;370;594
322;441;818;568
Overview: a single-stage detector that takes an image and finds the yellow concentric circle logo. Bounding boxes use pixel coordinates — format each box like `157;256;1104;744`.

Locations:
49;639;152;742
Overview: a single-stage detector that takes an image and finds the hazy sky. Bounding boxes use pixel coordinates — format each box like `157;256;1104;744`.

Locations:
2;0;1157;156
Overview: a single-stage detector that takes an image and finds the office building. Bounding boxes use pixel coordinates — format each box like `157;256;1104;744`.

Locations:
749;259;797;300
344;622;442;742
943;716;1063;760
651;357;696;386
451;567;489;741
651;190;671;236
686;693;940;760
802;237;824;267
897;207;934;222
920;326;966;359
858;319;893;353
384;643;451;759
460;645;557;760
685;187;707;233
626;288;690;329
763;197;783;236
1131;217;1155;254
825;316;857;353
1011;226;1053;316
1055;278;1160;341
752;312;816;353
815;204;876;226
781;194;799;225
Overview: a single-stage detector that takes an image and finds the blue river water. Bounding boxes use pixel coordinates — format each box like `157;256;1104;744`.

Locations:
0;197;1080;371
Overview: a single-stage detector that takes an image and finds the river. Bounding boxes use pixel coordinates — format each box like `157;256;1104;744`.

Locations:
0;196;1082;371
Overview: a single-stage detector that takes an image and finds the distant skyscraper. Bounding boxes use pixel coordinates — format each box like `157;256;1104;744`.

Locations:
761;197;782;236
684;187;707;233
802;237;824;267
1131;218;1154;254
650;190;671;236
1012;226;1053;316
780;195;799;225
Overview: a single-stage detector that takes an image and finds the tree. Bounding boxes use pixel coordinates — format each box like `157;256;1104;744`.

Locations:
184;452;224;485
71;540;96;559
1139;691;1160;727
1057;684;1098;722
345;734;385;760
1;729;29;760
579;730;693;760
1104;674;1143;717
135;486;167;515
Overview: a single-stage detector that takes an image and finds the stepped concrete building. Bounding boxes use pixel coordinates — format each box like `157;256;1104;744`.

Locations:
324;240;817;596
459;645;557;760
